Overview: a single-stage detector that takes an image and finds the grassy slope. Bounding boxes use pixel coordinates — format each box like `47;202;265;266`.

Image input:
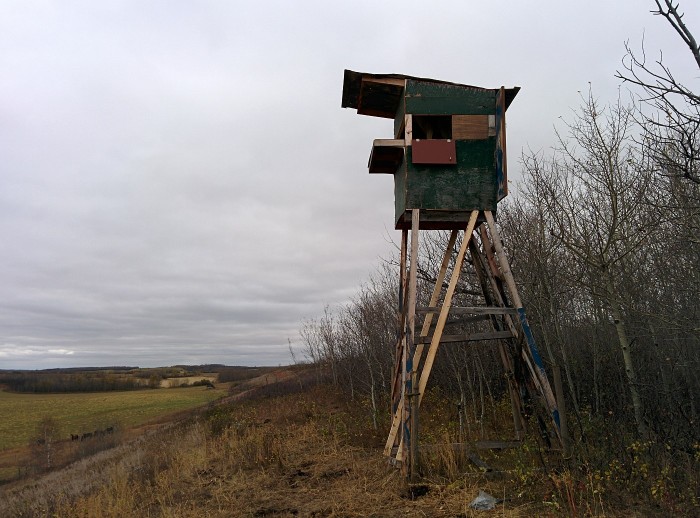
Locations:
0;385;228;450
1;369;696;517
8;384;540;517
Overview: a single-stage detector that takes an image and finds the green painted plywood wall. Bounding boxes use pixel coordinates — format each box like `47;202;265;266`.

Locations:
394;96;406;138
394;139;498;228
405;80;496;115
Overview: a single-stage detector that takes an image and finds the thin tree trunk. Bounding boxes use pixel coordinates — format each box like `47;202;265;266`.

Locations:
604;274;647;436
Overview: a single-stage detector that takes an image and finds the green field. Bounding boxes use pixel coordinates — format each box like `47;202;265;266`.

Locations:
0;386;228;450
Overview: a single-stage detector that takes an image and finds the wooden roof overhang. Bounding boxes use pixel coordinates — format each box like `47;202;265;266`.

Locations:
341;69;520;118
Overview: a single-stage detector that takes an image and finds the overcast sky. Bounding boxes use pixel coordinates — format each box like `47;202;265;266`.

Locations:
1;1;697;369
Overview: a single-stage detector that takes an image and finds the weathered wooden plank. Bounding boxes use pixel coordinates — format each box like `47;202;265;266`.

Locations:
452;115;489;140
386;229;409;457
369;140;405;174
404;114;412;144
394;98;406;138
496;87;508;201
416;306;517;315
387;229;456;459
370;77;407;87
391;229;409;414
418;330;514;343
475;440;522;450
397;209;420;470
405;209;420;477
395;210;484;230
373;138;405;147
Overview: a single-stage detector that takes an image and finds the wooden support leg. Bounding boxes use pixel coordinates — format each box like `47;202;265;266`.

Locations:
385;229;458;457
400;209;420;479
484;211;562;445
389;211;479;464
385;209;563;469
390;230;409;416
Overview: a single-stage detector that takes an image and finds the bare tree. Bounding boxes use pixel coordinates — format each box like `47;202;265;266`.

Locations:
617;0;700;186
300;306;340;386
522;91;656;436
500;198;582;418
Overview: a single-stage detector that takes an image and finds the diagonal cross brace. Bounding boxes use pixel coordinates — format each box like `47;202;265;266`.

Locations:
385;211;479;459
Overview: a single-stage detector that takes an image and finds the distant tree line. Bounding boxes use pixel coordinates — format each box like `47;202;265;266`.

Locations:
37;366;137;373
0;371;141;393
0;365;264;393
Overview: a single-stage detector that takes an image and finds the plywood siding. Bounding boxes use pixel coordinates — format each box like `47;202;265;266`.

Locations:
405;80;496;115
394;97;406;138
393;139;498;228
452;115;489;140
394;160;408;226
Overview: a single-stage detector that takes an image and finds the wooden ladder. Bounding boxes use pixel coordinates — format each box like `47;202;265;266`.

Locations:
386;209;562;479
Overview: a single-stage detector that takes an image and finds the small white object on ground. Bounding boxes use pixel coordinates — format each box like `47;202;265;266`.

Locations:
468;490;501;510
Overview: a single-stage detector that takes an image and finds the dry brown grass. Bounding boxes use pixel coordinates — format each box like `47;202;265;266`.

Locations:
0;386;534;517
1;376;693;517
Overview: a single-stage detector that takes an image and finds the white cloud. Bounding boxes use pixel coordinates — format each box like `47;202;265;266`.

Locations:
0;345;74;359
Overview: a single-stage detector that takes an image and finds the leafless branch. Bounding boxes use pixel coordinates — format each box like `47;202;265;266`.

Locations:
653;0;700;69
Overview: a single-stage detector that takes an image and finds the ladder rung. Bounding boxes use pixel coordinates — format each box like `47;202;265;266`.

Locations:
419;330;514;343
475;440;522;450
417;306;517;315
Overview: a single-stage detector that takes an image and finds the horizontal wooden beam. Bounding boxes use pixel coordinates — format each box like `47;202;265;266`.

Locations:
372;138;405;147
418;440;521;452
419;330;514;344
416;306;517;315
475;440;522;450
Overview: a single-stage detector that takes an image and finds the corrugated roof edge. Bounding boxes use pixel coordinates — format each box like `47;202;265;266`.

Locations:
341;69;520;111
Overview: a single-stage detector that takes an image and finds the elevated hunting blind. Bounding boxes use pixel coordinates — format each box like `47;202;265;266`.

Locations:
341;70;564;481
341;70;519;229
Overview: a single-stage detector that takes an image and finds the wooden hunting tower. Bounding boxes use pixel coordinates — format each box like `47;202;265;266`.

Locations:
341;70;519;229
342;70;563;481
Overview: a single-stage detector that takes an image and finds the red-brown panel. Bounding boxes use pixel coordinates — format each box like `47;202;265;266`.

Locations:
411;139;456;164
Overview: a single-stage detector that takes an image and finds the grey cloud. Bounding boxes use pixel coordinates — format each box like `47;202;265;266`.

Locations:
0;0;696;369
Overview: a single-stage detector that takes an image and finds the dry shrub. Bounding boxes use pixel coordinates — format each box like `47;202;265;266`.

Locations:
419;432;467;481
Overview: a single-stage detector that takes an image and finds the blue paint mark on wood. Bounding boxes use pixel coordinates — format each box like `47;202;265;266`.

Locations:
517;308;561;429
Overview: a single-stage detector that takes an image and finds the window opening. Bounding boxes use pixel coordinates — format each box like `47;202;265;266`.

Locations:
413;115;452;139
